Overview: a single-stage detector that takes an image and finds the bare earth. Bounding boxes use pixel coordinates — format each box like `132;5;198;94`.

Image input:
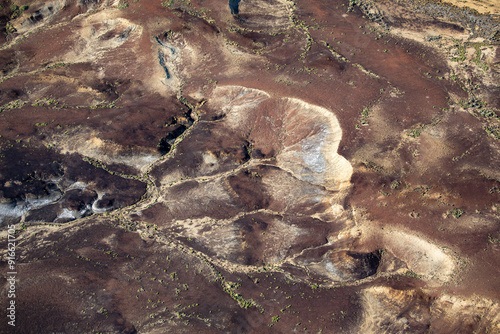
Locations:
443;0;500;15
0;0;499;333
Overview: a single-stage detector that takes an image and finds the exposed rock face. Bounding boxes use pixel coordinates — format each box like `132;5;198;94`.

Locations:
148;85;357;274
211;86;353;190
359;287;500;333
0;145;146;225
0;0;499;332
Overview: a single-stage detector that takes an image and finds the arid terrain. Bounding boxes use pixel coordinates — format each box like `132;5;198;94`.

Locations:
0;0;499;333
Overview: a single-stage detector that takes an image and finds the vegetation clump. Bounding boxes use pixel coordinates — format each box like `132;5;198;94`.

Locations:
10;4;29;19
449;208;464;219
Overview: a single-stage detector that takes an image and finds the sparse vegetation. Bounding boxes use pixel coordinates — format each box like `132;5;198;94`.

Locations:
118;1;129;9
488;234;500;244
0;1;499;332
484;126;500;139
449;208;464;219
390;180;400;189
9;4;29;19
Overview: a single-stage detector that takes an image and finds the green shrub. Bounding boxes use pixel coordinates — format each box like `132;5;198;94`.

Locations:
449;208;464;219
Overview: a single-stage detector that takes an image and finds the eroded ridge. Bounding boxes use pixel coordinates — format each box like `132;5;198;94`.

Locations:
137;85;463;292
140;86;358;273
210;85;353;192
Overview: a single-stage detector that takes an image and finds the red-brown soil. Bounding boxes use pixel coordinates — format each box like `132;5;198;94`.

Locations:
0;0;499;333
